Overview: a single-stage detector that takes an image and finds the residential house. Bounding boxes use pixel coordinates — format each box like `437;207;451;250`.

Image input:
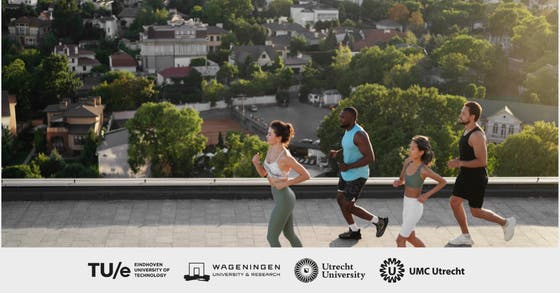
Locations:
97;128;150;177
83;15;119;39
118;7;139;28
375;19;403;32
109;51;137;72
7;0;37;6
352;28;406;51
207;24;228;53
290;3;339;27
43;96;105;154
474;99;558;143
2;91;18;135
139;17;208;73
192;59;221;79
229;45;277;67
308;89;342;107
284;54;312;76
54;43;101;74
8;16;51;47
156;66;192;86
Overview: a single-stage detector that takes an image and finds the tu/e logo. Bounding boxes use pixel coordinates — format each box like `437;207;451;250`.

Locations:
379;258;405;283
88;262;131;279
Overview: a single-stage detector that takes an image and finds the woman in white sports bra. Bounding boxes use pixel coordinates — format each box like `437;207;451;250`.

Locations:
252;120;310;247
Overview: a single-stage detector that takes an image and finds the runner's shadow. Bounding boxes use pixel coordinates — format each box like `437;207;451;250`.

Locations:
444;243;473;248
329;238;359;247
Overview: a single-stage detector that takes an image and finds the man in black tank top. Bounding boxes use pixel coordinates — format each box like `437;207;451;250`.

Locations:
446;101;516;247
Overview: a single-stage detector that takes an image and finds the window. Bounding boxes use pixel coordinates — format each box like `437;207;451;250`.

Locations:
83;66;87;71
508;125;515;135
501;124;506;137
72;66;75;71
493;124;498;134
73;135;86;145
261;54;267;59
210;36;214;41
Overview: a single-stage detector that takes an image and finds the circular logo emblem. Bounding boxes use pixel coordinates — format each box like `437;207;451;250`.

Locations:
294;258;319;283
379;258;405;283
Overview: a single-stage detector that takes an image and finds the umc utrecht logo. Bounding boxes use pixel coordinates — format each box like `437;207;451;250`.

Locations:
379;258;405;283
294;258;319;283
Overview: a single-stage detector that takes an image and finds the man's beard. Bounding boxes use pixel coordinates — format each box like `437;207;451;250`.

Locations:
340;123;350;128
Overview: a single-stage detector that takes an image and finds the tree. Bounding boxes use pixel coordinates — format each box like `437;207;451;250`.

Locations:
267;0;292;17
202;79;226;106
217;62;239;85
2;127;15;167
388;3;410;27
522;65;558;106
488;2;532;36
2;59;32;120
512;15;556;62
2;164;42;178
34;54;83;110
317;84;466;176
408;11;425;34
55;163;98;178
80;129;100;166
495;121;558;176
289;35;307;57
217;131;224;148
210;132;268;177
361;0;390;22
90;73;158;111
35;150;66;178
126;102;207;177
52;0;84;41
34;128;47;154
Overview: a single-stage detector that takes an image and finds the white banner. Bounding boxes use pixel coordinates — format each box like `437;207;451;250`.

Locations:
1;248;559;292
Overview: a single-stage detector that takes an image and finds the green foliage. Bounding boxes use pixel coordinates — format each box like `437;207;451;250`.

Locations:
512;15;556;62
2;59;32;120
522;65;558;106
35;149;66;178
90;73;158;111
34;128;47;154
488;2;532;36
2;127;15;167
126;102;207;177
80;129;100;166
2;164;42;178
52;0;84;42
266;0;292;17
34;54;83;110
210;132;268;177
495;121;558;176
55;163;98;178
217;62;239;85
190;58;208;66
202;79;226;106
317;84;466;176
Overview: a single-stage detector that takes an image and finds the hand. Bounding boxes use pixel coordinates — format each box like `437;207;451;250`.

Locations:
252;153;261;165
417;194;428;204
392;179;402;188
447;159;461;169
329;150;338;158
338;162;350;172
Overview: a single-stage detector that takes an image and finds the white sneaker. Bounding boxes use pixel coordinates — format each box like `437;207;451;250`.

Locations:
503;217;516;241
447;234;474;246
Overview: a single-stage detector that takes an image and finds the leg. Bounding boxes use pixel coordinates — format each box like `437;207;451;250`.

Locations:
267;187;296;247
450;195;469;234
337;192;355;225
282;213;303;247
406;231;425;247
267;201;283;247
470;208;506;226
396;235;407;247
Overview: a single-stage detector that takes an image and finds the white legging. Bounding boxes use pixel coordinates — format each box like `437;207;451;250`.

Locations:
400;195;424;238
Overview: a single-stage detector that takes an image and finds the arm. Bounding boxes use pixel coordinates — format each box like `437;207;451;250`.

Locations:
339;131;374;171
251;153;267;177
393;159;409;187
417;167;447;203
275;156;311;189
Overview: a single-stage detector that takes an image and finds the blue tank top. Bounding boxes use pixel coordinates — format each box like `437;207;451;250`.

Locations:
340;124;369;181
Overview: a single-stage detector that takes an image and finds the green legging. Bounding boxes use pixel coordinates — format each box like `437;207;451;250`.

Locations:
267;186;303;247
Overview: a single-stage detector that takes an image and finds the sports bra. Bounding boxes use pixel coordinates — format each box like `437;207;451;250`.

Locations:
263;149;289;179
404;161;425;189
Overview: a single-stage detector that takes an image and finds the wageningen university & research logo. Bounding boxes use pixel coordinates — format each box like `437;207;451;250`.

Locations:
184;261;281;282
294;258;366;283
379;258;467;283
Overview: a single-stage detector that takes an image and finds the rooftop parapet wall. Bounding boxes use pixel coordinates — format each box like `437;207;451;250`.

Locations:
2;178;557;201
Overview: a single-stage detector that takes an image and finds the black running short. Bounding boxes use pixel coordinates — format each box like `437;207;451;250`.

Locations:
452;173;488;208
337;177;367;202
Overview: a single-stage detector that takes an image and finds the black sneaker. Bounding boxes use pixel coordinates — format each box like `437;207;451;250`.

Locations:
375;217;388;237
338;228;361;240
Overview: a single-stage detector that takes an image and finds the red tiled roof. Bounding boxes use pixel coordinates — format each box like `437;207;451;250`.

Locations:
158;66;192;78
353;29;406;51
110;52;137;67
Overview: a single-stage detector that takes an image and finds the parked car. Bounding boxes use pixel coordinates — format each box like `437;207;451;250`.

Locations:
249;104;258;112
299;138;313;144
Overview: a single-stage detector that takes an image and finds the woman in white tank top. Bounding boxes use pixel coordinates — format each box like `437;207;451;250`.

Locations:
252;120;311;247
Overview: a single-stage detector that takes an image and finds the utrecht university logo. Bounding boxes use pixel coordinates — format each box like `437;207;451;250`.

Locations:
294;258;319;283
379;258;405;283
184;262;210;282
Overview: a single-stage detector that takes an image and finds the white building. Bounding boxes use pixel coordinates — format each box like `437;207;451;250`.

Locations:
109;51;137;73
308;89;342;107
7;0;37;6
54;44;101;74
485;106;522;143
229;45;277;67
84;15;119;39
97;128;150;178
290;4;339;27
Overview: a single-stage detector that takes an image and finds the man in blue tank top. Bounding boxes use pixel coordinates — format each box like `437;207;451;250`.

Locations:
329;107;388;240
